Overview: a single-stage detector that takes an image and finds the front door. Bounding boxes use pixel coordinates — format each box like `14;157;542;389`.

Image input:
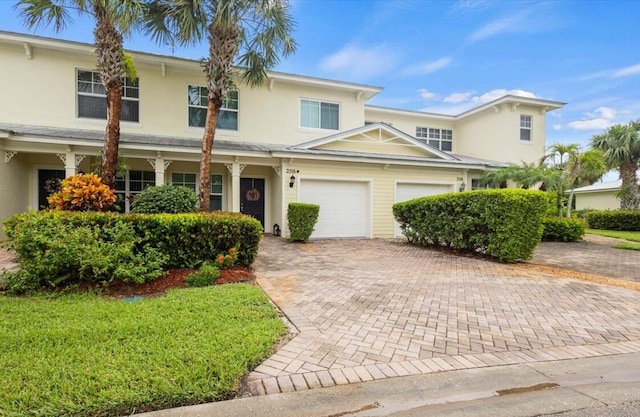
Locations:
240;178;265;228
38;169;66;210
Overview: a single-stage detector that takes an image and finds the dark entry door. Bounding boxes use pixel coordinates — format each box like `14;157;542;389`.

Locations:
240;178;265;228
38;169;66;210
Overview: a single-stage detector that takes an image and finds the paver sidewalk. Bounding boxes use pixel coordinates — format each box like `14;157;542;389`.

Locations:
246;238;640;396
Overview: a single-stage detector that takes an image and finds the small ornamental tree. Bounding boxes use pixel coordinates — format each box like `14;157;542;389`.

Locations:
48;173;116;212
287;203;320;242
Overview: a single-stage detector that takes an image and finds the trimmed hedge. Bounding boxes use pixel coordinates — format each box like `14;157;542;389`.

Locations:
3;211;262;292
585;210;640;231
393;189;547;263
131;185;198;214
542;217;586;242
287;203;320;242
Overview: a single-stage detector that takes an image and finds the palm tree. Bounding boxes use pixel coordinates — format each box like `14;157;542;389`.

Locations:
16;0;143;188
565;149;606;217
144;0;296;210
591;121;640;210
542;143;580;168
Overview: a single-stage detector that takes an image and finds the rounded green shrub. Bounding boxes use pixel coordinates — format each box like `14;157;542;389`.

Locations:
542;217;586;242
185;262;220;287
585;210;640;231
131;185;197;214
287;203;320;242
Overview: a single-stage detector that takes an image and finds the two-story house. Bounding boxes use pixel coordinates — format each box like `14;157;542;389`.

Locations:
0;31;564;239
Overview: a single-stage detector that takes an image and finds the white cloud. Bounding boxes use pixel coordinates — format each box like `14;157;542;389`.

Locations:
566;106;617;131
468;3;566;42
594;106;616;120
418;88;438;100
567;119;613;131
320;43;398;80
418;88;537;115
451;0;493;14
444;92;472;103
553;124;563;131
471;89;536;104
403;57;452;75
613;63;640;78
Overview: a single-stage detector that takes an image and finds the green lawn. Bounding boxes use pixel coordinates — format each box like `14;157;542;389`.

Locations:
615;242;640;251
0;285;286;417
586;229;640;242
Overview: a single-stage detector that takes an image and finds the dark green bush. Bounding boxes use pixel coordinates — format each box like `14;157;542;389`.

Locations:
287;203;320;242
393;189;547;263
585;210;640;231
2;212;166;293
4;211;262;273
185;262;220;287
131;185;197;214
542;217;586;242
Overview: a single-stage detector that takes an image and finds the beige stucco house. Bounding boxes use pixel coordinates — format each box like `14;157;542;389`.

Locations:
0;31;564;239
573;180;622;210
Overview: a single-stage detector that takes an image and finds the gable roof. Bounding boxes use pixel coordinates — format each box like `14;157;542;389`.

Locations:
292;123;458;161
573;180;622;193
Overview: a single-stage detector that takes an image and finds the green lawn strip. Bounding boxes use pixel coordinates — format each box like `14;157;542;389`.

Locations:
586;229;640;242
0;285;286;417
615;242;640;251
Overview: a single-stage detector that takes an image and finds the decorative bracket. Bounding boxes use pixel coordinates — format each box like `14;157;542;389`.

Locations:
225;163;246;174
147;159;173;171
56;153;67;165
75;155;86;167
23;42;32;60
4;151;17;163
272;166;281;176
511;102;520;112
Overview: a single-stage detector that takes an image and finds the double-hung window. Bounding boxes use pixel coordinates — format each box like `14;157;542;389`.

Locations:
77;70;139;122
300;99;339;130
187;85;238;130
416;127;453;151
520;115;532;141
115;170;155;212
171;173;197;191
210;174;223;211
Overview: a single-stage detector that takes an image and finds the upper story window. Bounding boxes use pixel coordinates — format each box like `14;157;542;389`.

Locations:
188;85;238;131
520;115;532;141
77;70;139;122
300;99;339;130
416;127;453;151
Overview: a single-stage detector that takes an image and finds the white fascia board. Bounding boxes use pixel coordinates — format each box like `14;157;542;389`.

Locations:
270;151;491;170
365;105;456;121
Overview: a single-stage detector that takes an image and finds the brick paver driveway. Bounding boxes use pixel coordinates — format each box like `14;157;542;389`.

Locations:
247;238;640;395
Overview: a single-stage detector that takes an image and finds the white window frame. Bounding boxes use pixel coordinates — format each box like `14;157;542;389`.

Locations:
520;115;532;142
76;69;139;122
187;85;239;131
115;170;155;212
416;127;453;151
210;173;224;211
171;172;197;191
299;98;340;130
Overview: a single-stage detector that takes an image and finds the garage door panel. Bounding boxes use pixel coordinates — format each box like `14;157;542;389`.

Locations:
299;180;369;238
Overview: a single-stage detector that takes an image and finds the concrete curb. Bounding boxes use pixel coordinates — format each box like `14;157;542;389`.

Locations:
131;352;640;417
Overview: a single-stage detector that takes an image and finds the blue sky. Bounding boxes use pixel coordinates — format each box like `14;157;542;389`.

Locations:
0;0;639;155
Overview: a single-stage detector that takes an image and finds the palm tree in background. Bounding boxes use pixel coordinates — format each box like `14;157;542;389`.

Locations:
591;121;640;210
143;0;296;210
565;149;606;217
16;0;143;188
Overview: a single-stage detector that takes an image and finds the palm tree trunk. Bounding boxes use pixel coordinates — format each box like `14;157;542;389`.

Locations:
101;81;122;188
567;188;575;217
199;96;222;211
619;161;640;210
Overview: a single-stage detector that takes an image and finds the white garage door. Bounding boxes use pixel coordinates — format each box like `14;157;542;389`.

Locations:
299;179;369;238
394;182;453;237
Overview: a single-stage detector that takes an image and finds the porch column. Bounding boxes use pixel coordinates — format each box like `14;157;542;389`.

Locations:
225;162;246;212
57;152;85;177
147;157;172;186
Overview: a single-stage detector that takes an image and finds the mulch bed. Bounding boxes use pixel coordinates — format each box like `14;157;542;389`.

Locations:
78;266;256;298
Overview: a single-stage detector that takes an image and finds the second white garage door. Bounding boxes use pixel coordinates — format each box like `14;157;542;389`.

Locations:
394;182;454;237
299;179;370;238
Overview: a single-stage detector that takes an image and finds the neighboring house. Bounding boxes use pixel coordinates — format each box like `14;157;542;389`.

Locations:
573;180;622;210
0;31;564;239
